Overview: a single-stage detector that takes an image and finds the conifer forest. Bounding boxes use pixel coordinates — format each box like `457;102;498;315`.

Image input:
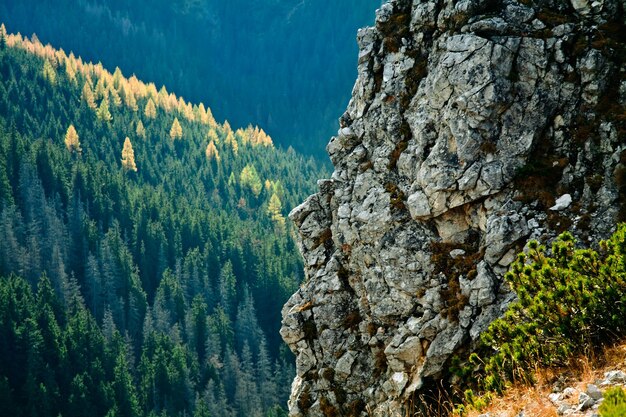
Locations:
0;27;331;417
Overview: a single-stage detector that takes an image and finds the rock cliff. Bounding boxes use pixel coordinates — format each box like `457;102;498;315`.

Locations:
281;0;626;415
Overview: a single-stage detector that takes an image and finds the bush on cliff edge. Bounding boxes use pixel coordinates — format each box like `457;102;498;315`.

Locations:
477;224;626;392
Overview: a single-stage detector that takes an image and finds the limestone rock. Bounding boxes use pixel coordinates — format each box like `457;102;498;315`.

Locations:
282;0;625;415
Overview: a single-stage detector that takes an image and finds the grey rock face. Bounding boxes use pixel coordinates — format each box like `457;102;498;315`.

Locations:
281;0;626;415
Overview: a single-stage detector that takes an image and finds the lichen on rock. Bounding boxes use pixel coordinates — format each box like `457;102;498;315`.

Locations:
281;0;626;415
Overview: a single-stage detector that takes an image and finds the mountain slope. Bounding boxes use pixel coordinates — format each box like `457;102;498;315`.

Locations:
0;0;381;155
0;27;326;417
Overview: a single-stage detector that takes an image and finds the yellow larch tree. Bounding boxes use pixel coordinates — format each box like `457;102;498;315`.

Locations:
196;103;207;124
267;192;285;229
121;137;138;172
207;129;219;145
144;98;157;119
42;59;57;85
112;67;123;90
0;23;6;50
205;106;217;128
158;86;171;111
96;96;113;122
183;102;195;122
64;124;81;153
169;117;183;140
136;120;146;139
109;86;122;107
205;140;220;162
82;82;97;110
240;164;262;197
225;131;238;155
124;87;138;112
222;120;233;137
94;77;107;100
64;58;76;83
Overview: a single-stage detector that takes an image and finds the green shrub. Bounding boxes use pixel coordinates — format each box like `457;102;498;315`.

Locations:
600;387;626;417
477;224;626;392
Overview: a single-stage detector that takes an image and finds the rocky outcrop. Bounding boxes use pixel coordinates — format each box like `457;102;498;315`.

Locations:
281;0;626;415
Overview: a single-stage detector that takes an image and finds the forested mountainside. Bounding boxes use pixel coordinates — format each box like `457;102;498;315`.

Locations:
0;0;381;156
0;27;327;417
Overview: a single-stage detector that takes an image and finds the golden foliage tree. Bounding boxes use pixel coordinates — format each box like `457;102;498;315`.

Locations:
124;87;138;112
240;164;262;197
169;117;183;140
205;140;219;162
64;124;81;153
158;86;171;111
225;131;238;155
0;23;6;50
96;97;112;122
205;106;217;128
135;120;146;139
267;193;285;229
94;77;107;100
42;59;57;85
121;137;138;172
64;59;76;83
109;87;122;107
207;129;219;144
82;82;97;110
144;98;157;119
183;102;195;122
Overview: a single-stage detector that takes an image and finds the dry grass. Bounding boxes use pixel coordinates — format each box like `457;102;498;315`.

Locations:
462;342;626;417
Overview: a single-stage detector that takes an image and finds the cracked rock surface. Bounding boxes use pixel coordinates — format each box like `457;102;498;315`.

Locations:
281;0;626;415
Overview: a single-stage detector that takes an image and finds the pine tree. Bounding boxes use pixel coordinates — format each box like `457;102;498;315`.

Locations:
144;98;157;119
170;117;183;140
205;141;219;162
96;97;113;122
121;137;138;172
64;124;81;153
